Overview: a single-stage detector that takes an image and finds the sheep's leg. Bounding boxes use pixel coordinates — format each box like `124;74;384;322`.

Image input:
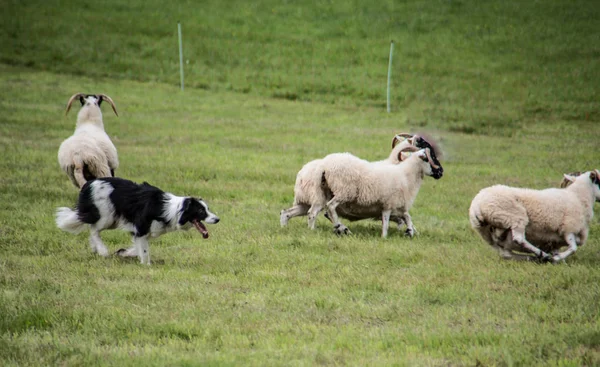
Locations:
551;233;578;263
511;229;551;261
390;216;405;230
381;210;391;238
307;205;324;230
402;213;416;238
280;204;309;227
89;228;109;257
325;198;351;235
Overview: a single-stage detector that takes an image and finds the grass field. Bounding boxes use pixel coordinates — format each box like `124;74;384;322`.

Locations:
1;0;600;365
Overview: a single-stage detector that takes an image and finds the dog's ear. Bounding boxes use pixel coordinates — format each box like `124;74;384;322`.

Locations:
177;198;193;225
181;198;191;213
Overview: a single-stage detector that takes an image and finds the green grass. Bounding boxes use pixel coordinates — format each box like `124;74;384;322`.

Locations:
1;0;600;365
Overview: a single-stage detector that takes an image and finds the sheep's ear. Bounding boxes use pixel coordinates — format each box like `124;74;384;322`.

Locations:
79;96;85;105
590;171;599;184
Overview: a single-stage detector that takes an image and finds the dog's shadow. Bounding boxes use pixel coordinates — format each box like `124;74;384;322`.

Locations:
111;250;166;265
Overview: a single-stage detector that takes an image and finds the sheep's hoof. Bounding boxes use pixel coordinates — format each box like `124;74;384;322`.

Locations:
404;228;415;238
334;224;351;236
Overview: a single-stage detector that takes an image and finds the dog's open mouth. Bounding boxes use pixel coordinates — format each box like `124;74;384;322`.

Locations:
192;219;209;239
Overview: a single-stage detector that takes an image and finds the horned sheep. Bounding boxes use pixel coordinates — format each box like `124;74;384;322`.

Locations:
57;93;119;189
469;170;600;263
280;133;420;230
320;144;443;237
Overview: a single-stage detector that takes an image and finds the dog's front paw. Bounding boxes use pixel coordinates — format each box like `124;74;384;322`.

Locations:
334;224;351;236
115;248;138;258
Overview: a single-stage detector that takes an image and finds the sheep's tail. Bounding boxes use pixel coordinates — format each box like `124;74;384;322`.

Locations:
468;205;495;246
72;153;88;188
56;207;87;234
73;153;111;188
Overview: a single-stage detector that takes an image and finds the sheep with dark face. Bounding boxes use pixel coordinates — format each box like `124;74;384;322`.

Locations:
280;133;420;230
326;135;443;234
469;170;600;263
58;93;119;189
320;144;443;237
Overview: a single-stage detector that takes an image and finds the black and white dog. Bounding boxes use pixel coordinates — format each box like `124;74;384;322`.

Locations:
56;177;220;265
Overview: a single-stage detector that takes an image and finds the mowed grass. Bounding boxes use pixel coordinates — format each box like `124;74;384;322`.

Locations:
1;0;600;365
1;65;599;366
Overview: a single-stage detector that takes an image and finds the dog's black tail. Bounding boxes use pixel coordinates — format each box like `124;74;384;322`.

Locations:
56;207;87;234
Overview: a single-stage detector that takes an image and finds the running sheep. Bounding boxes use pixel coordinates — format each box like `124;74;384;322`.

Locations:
320;144;443;237
58;93;119;189
280;133;419;230
469;170;600;263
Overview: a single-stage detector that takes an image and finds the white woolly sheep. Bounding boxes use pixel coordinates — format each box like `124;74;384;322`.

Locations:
58;93;119;189
280;133;417;230
321;145;444;237
469;169;600;263
323;134;443;231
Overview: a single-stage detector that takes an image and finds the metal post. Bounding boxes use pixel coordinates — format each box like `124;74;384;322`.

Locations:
178;22;184;91
386;40;394;113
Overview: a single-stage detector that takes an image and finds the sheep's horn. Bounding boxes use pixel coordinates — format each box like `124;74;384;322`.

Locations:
425;148;440;169
98;94;118;116
411;134;420;146
392;133;414;148
65;93;86;115
399;145;420;153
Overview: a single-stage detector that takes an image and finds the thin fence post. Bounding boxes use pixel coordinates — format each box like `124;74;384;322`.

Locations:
178;22;184;92
386;40;394;113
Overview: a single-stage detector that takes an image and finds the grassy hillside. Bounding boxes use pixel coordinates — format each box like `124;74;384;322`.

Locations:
1;0;600;366
2;0;599;134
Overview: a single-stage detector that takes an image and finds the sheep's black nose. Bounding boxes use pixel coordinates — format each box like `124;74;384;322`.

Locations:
214;217;220;224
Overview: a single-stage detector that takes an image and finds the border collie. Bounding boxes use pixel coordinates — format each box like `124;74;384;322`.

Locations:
56;177;220;265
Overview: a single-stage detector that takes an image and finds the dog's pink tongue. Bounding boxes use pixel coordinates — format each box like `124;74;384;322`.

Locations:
193;220;209;239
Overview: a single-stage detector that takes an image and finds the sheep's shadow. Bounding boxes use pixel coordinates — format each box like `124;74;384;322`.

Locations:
319;221;414;239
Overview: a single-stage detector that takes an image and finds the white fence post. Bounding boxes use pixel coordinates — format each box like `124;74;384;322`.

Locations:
387;40;394;113
178;22;184;92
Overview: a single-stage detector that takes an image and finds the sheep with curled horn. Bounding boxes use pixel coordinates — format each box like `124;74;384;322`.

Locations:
58;93;120;189
281;133;444;237
280;133;420;230
469;169;600;263
327;134;444;231
320;144;443;237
